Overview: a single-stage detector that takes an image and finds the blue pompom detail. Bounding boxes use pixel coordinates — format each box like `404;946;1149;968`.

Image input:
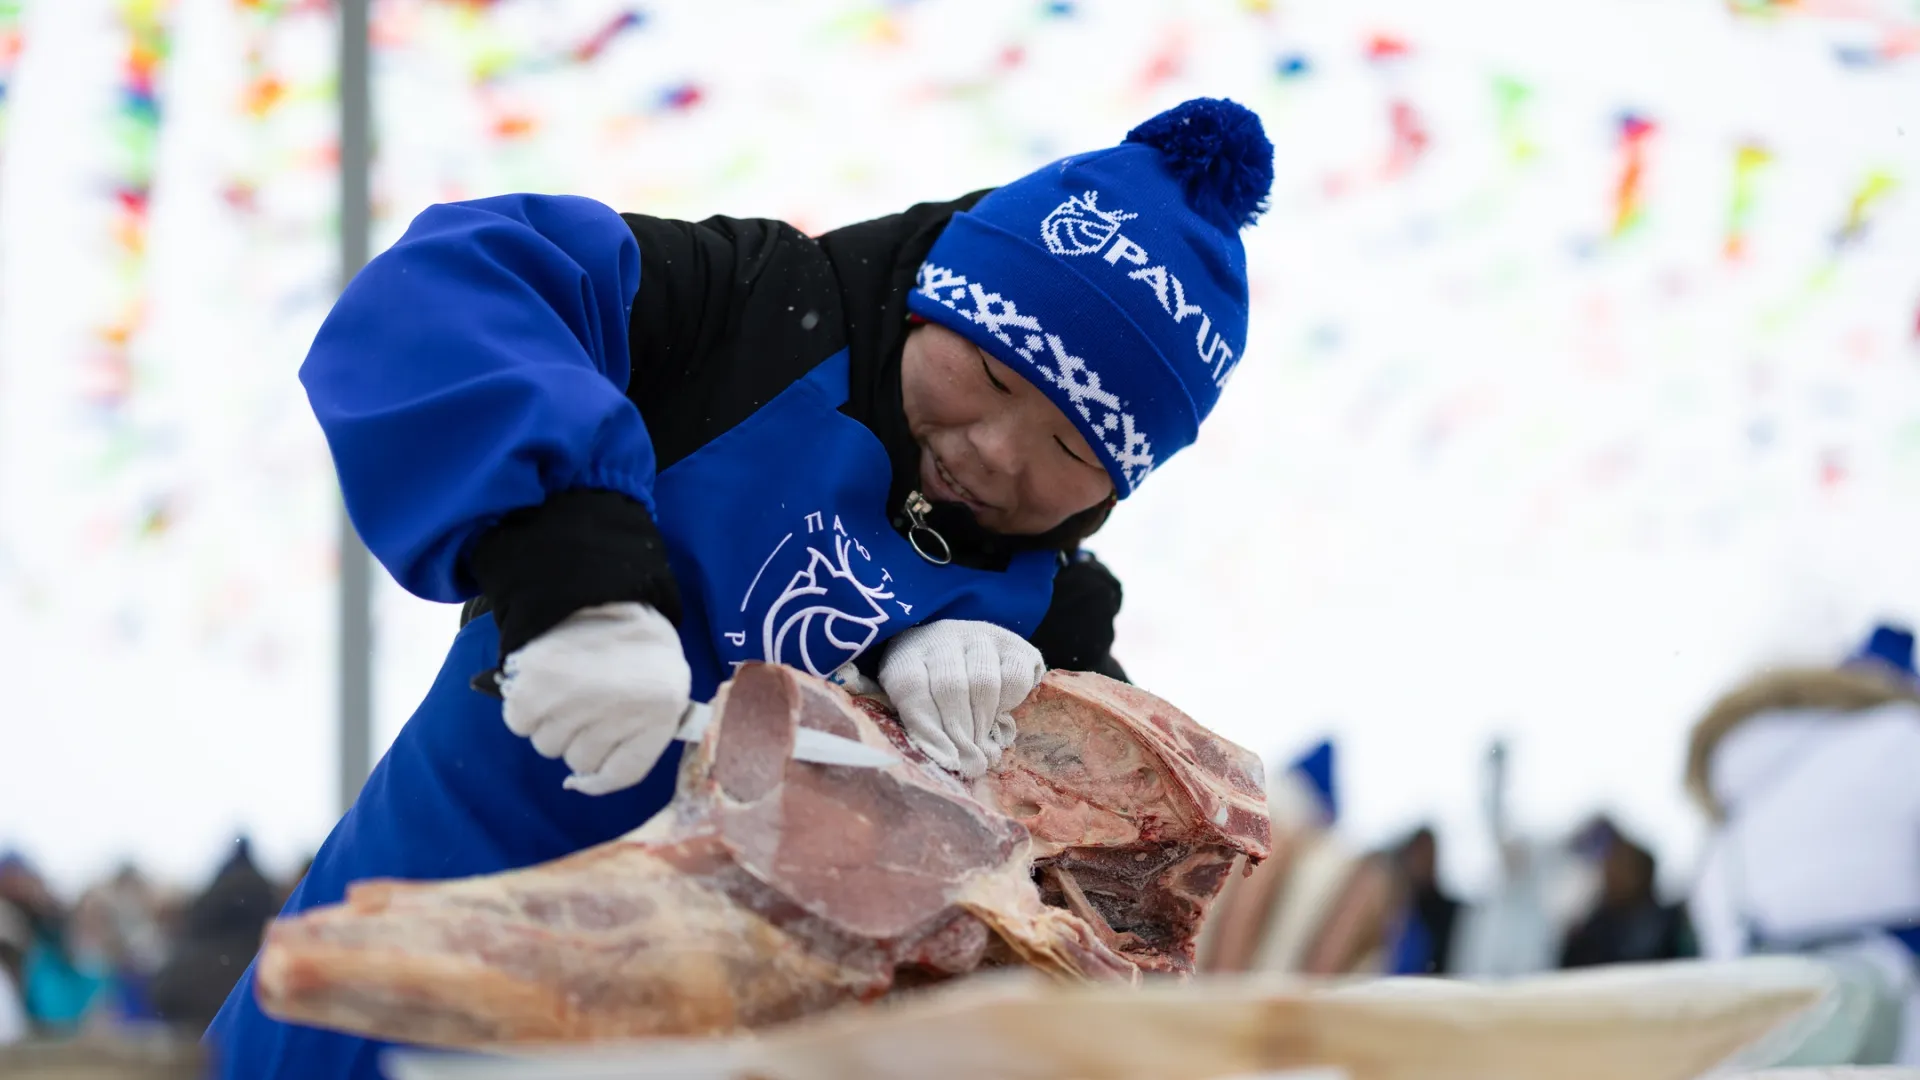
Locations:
1124;97;1274;231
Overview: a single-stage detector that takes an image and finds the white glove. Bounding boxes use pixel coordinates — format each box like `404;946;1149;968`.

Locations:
499;602;690;796
878;619;1044;779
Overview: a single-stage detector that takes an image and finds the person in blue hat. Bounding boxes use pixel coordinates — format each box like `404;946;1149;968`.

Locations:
208;97;1274;1078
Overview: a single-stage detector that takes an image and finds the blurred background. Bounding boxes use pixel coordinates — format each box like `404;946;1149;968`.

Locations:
0;0;1917;1048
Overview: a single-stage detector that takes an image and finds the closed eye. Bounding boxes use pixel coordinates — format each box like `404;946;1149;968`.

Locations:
1056;436;1094;468
978;352;1012;395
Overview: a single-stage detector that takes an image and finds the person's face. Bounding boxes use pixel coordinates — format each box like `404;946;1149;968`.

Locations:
0;864;54;915
1400;832;1437;887
899;322;1114;535
1601;844;1653;906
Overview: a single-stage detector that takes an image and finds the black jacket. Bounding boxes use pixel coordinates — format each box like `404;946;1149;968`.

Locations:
1559;901;1697;969
464;194;1127;679
150;857;280;1032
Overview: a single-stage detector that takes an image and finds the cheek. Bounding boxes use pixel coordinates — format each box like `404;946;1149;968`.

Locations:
904;347;981;433
1046;466;1112;518
1014;408;1111;514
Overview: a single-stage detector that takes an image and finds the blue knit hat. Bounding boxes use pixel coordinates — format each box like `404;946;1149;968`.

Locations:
1844;622;1918;681
908;97;1274;496
1288;739;1338;824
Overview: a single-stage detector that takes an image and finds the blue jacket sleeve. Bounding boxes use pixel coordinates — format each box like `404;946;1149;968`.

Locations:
300;194;649;603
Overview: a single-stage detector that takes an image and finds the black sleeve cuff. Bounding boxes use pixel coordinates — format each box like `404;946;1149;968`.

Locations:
1028;552;1124;676
467;488;683;662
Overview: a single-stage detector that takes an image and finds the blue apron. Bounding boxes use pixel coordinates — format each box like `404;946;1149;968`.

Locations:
656;349;1058;697
207;349;1057;1080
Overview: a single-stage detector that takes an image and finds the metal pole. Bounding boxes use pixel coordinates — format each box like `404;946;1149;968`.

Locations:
337;0;373;816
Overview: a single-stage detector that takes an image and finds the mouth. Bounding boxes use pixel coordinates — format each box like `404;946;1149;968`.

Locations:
925;452;993;513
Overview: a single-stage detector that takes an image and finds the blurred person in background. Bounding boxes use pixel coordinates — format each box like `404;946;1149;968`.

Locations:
152;839;279;1035
1382;826;1462;976
0;876;27;1045
69;864;174;1027
1449;742;1618;978
1202;743;1480;979
1207;817;1460;979
1686;622;1920;1064
210;98;1275;1080
0;851;109;1035
1199;740;1399;975
1558;832;1696;968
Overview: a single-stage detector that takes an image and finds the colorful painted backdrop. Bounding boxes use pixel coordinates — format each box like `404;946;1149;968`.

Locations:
1;0;1917;893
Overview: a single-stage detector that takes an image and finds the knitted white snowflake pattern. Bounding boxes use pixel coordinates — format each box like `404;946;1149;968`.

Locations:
916;260;1155;490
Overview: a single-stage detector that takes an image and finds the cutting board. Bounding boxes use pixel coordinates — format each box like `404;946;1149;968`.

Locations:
382;956;1835;1080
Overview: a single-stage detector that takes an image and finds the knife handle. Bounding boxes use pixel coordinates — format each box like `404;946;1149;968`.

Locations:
674;700;716;743
470;668;504;699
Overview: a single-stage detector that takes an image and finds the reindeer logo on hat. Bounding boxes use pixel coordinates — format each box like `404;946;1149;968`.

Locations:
1041;191;1137;256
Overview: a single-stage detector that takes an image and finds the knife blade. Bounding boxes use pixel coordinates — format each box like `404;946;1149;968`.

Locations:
674;699;898;769
472;670;897;770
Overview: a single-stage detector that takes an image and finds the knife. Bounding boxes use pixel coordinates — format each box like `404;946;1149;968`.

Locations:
673;699;898;769
472;670;897;770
